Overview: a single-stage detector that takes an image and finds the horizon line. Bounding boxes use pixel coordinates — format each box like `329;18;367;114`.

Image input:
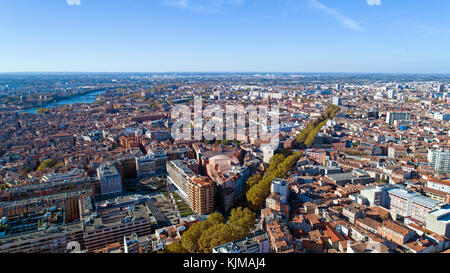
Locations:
1;71;450;75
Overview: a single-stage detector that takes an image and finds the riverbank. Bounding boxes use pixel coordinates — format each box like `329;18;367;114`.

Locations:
19;88;107;114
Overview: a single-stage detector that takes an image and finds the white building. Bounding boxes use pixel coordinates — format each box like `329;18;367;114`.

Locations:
426;205;450;237
387;89;396;99
271;178;288;203
428;149;450;174
332;96;342;106
262;143;278;164
433;112;450;121
41;168;84;183
386;112;411;125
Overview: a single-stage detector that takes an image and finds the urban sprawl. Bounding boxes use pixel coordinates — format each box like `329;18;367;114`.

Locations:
0;73;449;254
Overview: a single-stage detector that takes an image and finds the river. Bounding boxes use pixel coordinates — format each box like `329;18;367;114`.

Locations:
21;89;107;114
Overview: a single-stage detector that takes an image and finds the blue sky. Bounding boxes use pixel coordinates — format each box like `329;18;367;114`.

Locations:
0;0;450;73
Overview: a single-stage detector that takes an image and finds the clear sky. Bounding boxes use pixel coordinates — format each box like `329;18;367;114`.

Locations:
1;0;450;73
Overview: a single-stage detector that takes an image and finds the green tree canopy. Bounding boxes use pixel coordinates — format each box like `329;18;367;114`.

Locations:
37;159;56;171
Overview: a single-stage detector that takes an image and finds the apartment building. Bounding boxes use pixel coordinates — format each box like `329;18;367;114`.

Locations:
428;149;450;174
97;164;122;196
387;187;441;224
427;178;450;194
187;177;214;215
378;221;416;246
166;160;214;215
271;179;288;203
166;160;196;197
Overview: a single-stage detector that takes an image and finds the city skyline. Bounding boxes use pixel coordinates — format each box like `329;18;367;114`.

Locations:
1;0;450;73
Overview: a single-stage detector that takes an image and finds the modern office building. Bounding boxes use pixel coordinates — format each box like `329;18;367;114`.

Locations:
136;155;156;177
148;150;169;173
97;164;122;196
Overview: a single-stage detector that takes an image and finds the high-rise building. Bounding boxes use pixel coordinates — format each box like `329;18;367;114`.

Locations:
387;89;396;99
428;149;450;174
148;150;168;173
166;160;214;215
437;84;445;93
332;96;342;106
97;164;122;196
136;155;156;177
118;157;138;180
187;177;214;215
386;112;411;125
166;160;196;196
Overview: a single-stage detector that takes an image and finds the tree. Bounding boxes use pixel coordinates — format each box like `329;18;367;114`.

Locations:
181;220;212;253
305;132;316;147
162;241;188;253
246;152;302;211
198;223;234;253
0;178;6;191
228;207;256;237
175;207;259;253
245;174;261;192
180;212;225;253
36;108;49;114
37;159;56;171
207;212;225;225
